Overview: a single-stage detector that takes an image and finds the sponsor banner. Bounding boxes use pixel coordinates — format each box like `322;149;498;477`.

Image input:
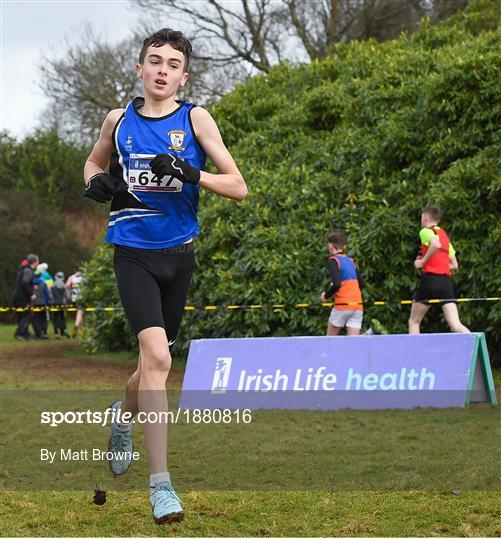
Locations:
180;333;496;410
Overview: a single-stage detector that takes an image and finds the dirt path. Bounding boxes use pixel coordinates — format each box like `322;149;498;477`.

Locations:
1;341;184;385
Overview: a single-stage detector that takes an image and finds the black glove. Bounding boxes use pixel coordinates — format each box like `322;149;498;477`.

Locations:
150;154;200;185
83;173;121;203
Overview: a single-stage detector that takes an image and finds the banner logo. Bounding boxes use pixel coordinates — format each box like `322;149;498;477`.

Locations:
211;357;232;394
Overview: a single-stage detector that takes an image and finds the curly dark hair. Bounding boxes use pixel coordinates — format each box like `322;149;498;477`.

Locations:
138;28;192;70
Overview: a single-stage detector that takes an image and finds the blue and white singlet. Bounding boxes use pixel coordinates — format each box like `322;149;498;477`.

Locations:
106;97;207;249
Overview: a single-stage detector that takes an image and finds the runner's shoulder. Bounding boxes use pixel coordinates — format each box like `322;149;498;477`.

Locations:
189;105;211;123
189;106;220;138
98;108;125;140
106;108;126;126
419;227;435;244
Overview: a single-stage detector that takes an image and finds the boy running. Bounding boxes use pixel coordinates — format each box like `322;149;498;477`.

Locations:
409;204;469;334
320;231;365;336
83;29;247;524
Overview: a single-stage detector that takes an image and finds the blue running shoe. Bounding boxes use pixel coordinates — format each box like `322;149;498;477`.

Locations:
107;400;133;476
150;482;184;524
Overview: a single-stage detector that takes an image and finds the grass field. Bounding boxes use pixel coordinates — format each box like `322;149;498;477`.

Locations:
1;323;500;537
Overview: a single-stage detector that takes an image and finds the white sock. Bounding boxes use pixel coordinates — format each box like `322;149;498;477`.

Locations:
150;472;171;493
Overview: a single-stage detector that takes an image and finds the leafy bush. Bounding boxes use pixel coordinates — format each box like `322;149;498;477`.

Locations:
81;0;501;362
0;130;104;307
0;129;91;210
0;190;90;306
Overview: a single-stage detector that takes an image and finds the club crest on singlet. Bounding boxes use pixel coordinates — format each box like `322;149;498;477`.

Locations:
168;130;186;151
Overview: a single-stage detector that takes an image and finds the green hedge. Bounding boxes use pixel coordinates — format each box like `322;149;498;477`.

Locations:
0;190;90;307
0;129;90;210
80;0;501;361
0;130;101;306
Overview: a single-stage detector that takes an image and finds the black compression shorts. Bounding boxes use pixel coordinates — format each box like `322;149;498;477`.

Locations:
113;243;195;344
414;273;456;305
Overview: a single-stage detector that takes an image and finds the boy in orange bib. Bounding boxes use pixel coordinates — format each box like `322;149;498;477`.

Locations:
320;231;365;336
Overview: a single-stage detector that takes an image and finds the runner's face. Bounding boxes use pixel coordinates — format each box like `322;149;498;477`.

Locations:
137;43;188;99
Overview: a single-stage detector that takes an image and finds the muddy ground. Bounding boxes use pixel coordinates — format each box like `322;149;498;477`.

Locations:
1;341;184;386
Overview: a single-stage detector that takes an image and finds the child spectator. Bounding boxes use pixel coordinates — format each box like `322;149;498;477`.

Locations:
67;266;85;337
32;267;51;339
51;271;71;338
38;262;54;288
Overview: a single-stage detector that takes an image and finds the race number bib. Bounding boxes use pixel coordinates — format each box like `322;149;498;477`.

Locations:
128;154;183;193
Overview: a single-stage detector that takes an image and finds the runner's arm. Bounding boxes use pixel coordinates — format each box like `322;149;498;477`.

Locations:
84;109;124;185
21;269;33;299
419;235;441;264
449;255;459;271
325;260;342;298
190;107;247;201
416;230;441;269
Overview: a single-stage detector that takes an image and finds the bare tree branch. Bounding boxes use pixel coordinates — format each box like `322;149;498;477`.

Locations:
241;0;271;70
35;0;469;139
286;0;320;60
37;26;142;142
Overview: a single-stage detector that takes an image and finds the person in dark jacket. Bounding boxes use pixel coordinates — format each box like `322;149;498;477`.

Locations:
50;271;71;338
12;253;39;340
